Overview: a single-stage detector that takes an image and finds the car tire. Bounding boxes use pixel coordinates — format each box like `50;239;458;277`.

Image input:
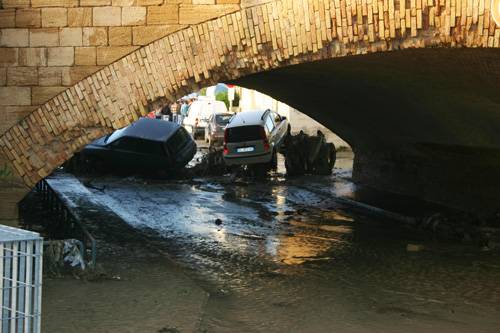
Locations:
268;149;278;171
312;143;335;175
88;156;106;174
327;143;336;170
157;167;172;179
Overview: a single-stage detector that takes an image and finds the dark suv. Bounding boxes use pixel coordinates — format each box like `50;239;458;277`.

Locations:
82;118;197;177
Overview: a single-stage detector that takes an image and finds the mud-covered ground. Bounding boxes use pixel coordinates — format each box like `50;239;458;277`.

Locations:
20;150;500;332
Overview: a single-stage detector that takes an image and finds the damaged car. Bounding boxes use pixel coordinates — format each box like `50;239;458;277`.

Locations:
223;109;290;170
81;118;197;178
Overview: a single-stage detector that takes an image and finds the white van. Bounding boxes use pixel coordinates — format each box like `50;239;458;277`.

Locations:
182;99;228;139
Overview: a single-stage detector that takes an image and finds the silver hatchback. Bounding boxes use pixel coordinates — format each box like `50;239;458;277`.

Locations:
223;109;290;169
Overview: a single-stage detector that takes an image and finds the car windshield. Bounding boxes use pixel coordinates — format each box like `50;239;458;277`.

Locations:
216;115;232;124
225;125;262;143
106;127;127;144
167;127;191;155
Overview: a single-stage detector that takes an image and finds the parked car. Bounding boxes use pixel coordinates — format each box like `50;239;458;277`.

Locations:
204;112;233;146
81;118;197;178
223;109;290;169
182;99;228;139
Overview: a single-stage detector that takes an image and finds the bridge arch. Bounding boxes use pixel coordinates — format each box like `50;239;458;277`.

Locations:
1;0;499;223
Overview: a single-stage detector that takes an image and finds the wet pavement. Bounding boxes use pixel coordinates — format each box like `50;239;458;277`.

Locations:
39;149;500;332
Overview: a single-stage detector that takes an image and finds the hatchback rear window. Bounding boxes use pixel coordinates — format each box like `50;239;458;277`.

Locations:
225;125;262;143
167;127;191;155
216;115;232;124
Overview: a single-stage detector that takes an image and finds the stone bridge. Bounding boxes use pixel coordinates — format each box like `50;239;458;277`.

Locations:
1;0;500;226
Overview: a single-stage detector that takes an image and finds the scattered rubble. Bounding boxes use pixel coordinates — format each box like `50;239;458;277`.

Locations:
407;244;424;252
420;212;500;249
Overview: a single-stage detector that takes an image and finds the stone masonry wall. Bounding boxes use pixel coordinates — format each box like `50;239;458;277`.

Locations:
352;151;500;218
0;0;253;135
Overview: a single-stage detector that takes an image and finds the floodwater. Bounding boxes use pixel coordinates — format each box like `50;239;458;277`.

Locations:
56;151;500;333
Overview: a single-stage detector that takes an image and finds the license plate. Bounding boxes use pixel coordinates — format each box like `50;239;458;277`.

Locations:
237;147;254;153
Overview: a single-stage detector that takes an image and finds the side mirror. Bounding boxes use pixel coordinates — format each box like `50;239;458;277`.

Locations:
281;116;287;120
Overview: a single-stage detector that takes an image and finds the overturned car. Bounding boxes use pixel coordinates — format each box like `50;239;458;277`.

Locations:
283;130;336;177
78;118;197;178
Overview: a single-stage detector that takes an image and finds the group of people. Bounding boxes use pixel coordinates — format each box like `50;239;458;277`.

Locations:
149;98;194;125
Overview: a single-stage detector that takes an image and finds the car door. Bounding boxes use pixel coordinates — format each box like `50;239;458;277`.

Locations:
264;113;278;148
271;111;287;147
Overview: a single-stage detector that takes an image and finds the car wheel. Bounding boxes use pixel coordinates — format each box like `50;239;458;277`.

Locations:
327;143;336;170
285;149;306;177
268;149;278;171
312;143;335;175
156;167;172;179
88;156;106;174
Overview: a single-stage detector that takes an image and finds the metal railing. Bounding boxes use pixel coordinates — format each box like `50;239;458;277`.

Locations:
1;225;43;333
35;180;97;267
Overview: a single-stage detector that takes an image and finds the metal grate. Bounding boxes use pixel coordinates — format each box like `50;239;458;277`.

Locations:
1;225;43;333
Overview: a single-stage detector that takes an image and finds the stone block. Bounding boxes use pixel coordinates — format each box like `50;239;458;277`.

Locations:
31;86;66;105
136;0;163;5
216;0;240;3
0;69;6;86
75;47;97;65
147;5;179;25
122;6;146;26
0;29;29;47
132;25;182;45
39;67;62;86
179;4;239;24
60;27;83;46
47;47;74;66
0;48;18;66
0;9;17;28
112;0;135;5
2;0;30;8
93;7;121;27
5;106;36;124
7;67;38;86
41;8;68;28
97;46;138;65
68;8;92;27
193;0;216;4
0;68;7;86
31;0;79;7
61;66;103;86
109;27;132;46
16;9;41;28
81;0;111;5
19;48;47;66
29;28;59;47
83;27;108;46
0;87;31;106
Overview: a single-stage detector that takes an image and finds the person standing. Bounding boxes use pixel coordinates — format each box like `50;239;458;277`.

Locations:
179;99;189;125
161;103;171;121
171;100;179;124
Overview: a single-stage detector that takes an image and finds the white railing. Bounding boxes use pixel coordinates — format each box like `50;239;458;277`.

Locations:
1;225;43;333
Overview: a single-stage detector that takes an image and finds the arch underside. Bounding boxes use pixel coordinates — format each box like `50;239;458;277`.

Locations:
1;0;500;222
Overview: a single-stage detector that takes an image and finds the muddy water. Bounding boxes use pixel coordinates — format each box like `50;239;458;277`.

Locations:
78;154;500;332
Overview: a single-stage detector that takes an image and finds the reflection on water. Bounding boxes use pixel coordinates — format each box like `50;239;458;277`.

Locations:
78;155;500;333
